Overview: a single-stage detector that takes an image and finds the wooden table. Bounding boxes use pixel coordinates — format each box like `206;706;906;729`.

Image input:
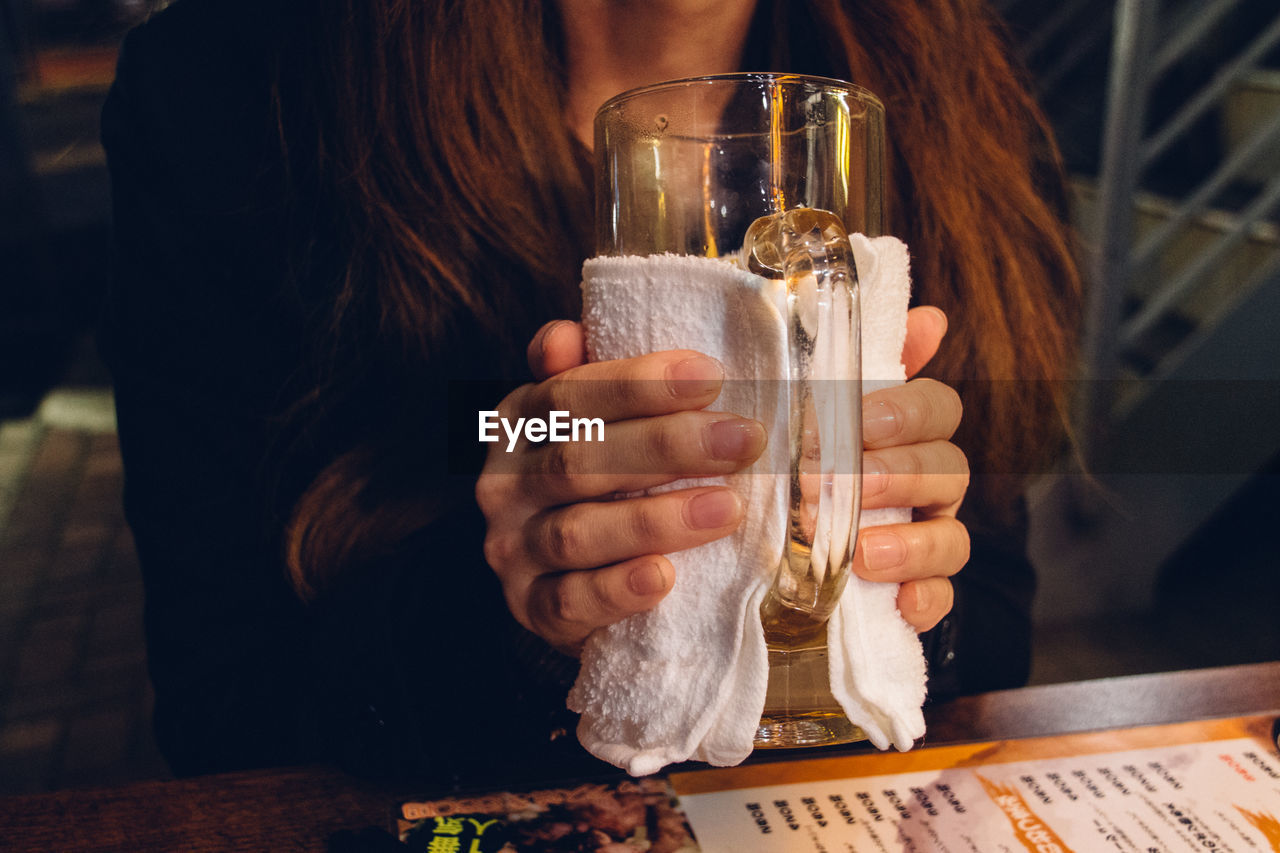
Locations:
2;662;1278;852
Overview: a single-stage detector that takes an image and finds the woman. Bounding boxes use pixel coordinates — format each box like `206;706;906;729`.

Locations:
101;0;1079;784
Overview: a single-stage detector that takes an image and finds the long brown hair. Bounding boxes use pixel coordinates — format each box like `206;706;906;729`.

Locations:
804;0;1082;490
279;0;1080;599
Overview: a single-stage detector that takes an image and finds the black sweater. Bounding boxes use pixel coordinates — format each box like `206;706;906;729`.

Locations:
101;0;1034;788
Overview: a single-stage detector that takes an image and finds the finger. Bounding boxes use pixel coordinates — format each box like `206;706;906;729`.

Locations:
895;577;955;633
522;349;724;423
862;441;969;513
526;555;675;652
518;411;766;503
861;378;963;450
528;320;589;380
526;486;743;570
901;306;947;378
852;517;970;582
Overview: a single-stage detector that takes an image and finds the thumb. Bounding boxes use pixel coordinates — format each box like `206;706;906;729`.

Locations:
527;320;589;380
901;306;948;378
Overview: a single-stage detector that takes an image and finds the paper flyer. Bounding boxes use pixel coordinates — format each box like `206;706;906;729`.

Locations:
398;776;699;851
669;715;1280;853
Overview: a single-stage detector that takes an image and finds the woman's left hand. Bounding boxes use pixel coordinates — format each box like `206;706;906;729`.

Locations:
856;306;969;632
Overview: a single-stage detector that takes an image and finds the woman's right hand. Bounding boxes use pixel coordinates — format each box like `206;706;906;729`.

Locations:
475;321;766;655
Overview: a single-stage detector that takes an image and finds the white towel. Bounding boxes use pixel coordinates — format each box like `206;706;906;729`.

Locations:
569;235;925;775
570;255;789;776
826;235;927;752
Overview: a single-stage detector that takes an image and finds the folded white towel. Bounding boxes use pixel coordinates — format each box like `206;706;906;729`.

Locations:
570;255;789;776
826;235;927;752
569;235;925;775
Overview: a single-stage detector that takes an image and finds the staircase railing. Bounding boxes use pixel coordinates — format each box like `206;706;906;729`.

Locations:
1002;0;1280;620
1074;0;1280;471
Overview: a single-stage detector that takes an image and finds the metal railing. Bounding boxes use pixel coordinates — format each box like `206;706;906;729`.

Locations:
1076;0;1280;468
1006;0;1280;619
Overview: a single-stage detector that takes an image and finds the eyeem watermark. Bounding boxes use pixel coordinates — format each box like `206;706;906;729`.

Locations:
478;410;604;452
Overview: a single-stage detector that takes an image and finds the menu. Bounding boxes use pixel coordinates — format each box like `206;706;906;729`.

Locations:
669;715;1280;853
397;716;1279;852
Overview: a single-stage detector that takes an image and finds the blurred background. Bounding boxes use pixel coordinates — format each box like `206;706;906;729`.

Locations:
0;0;1277;796
1;0;168;796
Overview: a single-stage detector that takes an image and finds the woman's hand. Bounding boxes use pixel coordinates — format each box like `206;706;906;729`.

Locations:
475;321;766;655
855;306;970;631
478;307;968;653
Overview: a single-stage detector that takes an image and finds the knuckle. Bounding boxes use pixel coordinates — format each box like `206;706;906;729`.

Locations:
540;442;580;486
901;445;927;478
543;378;576;416
886;446;926;492
910;579;954;631
538;515;585;565
482;531;517;571
942;380;963;419
523;580;555;633
549;580;592;627
910;378;962;435
474;474;508;516
886;442;970;507
482;535;500;569
597;374;628;413
913;523;941;567
917;580;954;630
627;501;664;547
915;519;969;577
929;378;964;431
862;451;890;488
589;571;626;618
536;444;610;500
644;416;687;471
909;382;938;428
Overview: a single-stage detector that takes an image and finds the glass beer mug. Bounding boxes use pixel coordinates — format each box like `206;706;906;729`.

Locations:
594;74;886;748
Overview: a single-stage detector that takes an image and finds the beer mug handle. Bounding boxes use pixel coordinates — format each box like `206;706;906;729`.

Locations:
744;208;863;645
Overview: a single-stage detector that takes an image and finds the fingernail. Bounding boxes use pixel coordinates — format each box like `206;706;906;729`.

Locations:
921;306;948;335
667;355;723;398
862;531;906;572
687;489;740;529
914;582;932;614
706;419;764;460
537;320;569;358
863;456;889;496
863;399;900;443
628;562;668;596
